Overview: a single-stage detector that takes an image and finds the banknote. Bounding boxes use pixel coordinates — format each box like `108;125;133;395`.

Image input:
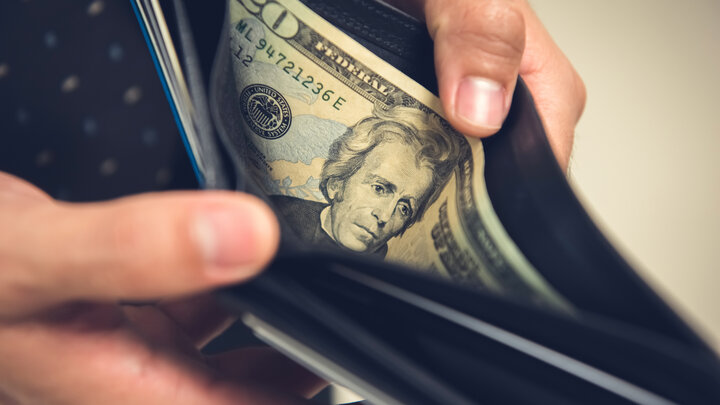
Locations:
220;0;571;311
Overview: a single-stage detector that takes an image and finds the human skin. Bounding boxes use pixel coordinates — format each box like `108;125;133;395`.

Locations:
0;173;324;404
323;140;433;252
0;0;585;403
387;0;586;170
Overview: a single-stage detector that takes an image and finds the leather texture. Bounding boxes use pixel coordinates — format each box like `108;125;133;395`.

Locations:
159;1;720;403
171;0;713;372
293;0;709;351
172;0;710;352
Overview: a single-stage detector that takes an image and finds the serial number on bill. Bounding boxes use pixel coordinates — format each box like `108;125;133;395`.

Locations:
233;23;347;111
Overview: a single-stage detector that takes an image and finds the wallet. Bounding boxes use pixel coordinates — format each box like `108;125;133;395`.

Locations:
132;1;720;403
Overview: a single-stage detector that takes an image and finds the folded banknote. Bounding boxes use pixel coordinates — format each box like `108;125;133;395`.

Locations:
132;0;720;403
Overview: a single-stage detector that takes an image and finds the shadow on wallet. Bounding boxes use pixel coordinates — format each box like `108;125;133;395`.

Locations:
132;0;720;403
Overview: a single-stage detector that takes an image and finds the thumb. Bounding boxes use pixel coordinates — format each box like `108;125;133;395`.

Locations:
426;0;525;136
0;175;279;316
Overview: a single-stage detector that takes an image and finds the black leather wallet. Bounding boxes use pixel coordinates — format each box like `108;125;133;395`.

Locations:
133;1;720;403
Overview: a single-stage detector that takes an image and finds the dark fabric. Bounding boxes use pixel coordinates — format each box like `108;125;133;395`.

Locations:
0;0;197;202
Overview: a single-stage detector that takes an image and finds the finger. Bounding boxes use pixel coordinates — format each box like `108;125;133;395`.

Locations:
158;294;237;349
124;297;235;357
123;296;235;358
123;306;325;398
425;0;526;136
0;172;52;203
123;305;201;358
0;306;310;405
208;346;327;399
519;7;586;168
0;191;279;317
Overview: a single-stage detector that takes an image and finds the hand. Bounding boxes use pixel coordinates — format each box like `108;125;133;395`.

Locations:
0;172;324;404
388;0;586;169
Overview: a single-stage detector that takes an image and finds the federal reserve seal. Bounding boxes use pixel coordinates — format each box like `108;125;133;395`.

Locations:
239;84;292;140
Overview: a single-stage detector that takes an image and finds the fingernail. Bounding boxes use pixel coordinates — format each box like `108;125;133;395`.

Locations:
455;77;506;129
191;203;274;272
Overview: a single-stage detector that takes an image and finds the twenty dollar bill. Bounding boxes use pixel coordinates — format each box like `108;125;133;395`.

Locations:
220;0;570;311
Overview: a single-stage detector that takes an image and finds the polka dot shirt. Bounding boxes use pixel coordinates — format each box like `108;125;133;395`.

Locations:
0;0;198;202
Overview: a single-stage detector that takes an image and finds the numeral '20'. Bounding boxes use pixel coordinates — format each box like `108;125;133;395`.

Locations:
237;0;299;39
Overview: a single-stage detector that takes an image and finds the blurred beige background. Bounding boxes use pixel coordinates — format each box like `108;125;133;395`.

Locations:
531;0;720;348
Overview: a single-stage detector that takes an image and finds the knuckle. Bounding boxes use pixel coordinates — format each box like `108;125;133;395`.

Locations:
440;0;526;64
476;0;526;54
478;0;526;31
